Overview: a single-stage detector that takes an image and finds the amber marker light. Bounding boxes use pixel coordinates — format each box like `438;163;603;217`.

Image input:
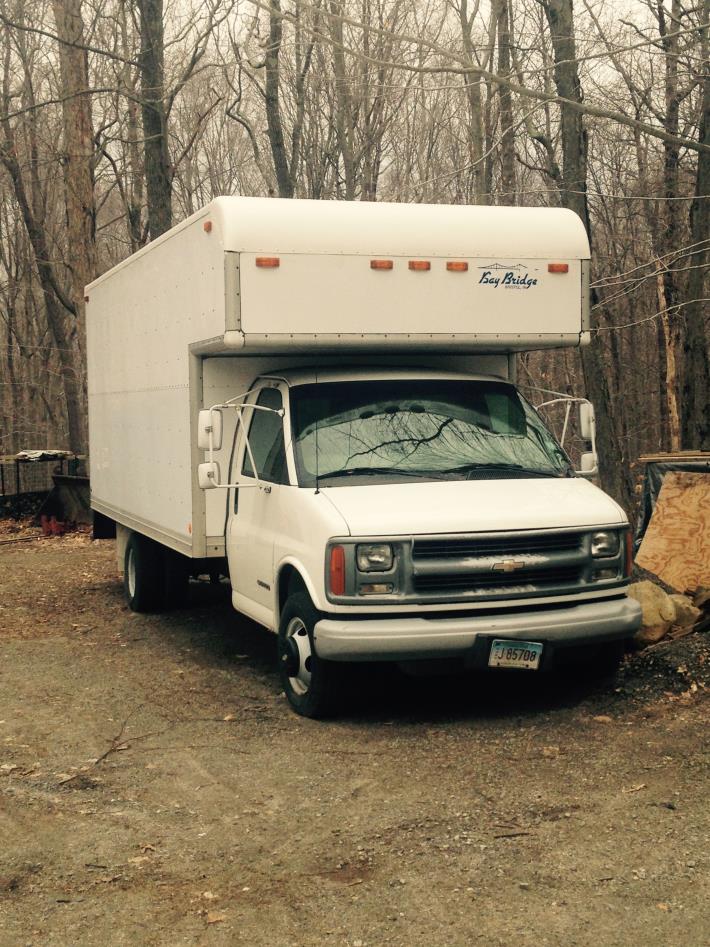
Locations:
203;220;212;233
408;260;431;271
548;263;569;273
256;257;280;268
329;545;346;596
446;261;469;272
370;259;394;270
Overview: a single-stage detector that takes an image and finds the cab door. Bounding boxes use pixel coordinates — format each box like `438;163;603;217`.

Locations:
226;384;288;625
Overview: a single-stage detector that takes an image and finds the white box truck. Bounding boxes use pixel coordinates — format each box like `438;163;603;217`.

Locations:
86;197;642;717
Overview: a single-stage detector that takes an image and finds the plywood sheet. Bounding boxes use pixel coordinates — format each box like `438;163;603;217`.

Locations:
636;471;710;592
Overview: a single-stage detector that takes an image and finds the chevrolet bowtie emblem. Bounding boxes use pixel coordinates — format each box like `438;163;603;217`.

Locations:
492;560;526;573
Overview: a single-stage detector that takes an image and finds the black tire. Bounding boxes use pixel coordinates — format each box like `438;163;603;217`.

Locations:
124;532;166;613
584;640;626;679
277;591;345;719
163;548;190;610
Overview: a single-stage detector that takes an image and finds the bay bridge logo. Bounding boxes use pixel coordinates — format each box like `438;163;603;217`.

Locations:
478;263;539;290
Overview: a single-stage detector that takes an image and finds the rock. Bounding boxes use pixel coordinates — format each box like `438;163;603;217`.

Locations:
627;581;677;646
669;595;701;631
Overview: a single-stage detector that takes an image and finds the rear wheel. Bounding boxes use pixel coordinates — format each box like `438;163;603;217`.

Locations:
124;532;166;612
277;591;345;718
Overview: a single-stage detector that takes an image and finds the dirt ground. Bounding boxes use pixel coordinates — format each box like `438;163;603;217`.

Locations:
0;531;708;947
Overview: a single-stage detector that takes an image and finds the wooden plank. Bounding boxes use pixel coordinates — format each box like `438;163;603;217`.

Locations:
636;471;710;592
638;452;710;463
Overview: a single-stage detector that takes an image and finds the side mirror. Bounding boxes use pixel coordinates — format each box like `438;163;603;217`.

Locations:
579;402;595;442
198;409;223;451
198;461;221;489
578;451;598;478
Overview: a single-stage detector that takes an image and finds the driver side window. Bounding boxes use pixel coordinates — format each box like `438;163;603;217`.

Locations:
242;387;288;484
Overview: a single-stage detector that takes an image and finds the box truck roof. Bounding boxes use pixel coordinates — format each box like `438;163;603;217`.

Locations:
204;196;590;260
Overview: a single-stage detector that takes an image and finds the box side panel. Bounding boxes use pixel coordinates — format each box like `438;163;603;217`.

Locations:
239;255;582;338
87;221;225;552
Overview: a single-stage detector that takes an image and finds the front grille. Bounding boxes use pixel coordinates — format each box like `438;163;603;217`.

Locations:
413;565;582;594
408;530;590;601
413;533;583;560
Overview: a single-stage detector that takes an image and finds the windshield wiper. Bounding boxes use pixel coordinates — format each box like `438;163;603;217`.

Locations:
319;466;444;480
442;462;562;478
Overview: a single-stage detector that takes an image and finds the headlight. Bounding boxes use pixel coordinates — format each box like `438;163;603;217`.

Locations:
591;531;620;558
356;543;394;572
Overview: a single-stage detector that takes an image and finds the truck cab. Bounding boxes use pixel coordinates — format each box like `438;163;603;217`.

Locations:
204;366;639;716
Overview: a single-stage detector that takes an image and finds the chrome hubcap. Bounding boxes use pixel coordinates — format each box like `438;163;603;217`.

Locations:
284;617;312;695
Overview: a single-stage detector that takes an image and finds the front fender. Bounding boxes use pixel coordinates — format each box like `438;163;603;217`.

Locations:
275;556;325;625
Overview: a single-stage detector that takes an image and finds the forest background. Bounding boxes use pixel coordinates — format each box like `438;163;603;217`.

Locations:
0;0;708;515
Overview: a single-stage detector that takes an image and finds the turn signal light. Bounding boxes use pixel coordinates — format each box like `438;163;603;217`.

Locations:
548;263;569;273
370;259;394;270
408;260;431;271
329;545;346;595
447;261;469;272
256;257;280;268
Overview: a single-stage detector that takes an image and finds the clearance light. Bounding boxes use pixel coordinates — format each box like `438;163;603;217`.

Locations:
408;260;431;271
256;257;280;268
548;263;569;273
370;259;394;270
203;220;212;233
329;545;346;596
447;261;469;272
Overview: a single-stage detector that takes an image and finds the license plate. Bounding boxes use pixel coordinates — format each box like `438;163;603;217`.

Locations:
488;639;543;670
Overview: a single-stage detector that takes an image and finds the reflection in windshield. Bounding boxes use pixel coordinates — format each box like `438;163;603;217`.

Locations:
290;380;571;487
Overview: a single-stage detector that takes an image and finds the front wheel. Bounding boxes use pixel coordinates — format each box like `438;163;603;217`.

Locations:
277;591;345;718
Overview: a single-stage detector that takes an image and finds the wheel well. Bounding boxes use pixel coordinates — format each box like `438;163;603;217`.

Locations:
278;565;307;617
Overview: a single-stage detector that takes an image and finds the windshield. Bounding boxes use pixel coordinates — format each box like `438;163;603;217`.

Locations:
290;379;572;487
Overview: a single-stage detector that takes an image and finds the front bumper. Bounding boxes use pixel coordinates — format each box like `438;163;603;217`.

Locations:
313;596;642;663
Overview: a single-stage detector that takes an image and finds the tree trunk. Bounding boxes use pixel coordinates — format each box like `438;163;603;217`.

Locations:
265;0;294;198
0;138;84;453
459;0;489;205
137;0;172;237
495;0;516;204
659;0;683;450
542;0;634;515
51;0;96;452
329;1;357;200
681;0;710;449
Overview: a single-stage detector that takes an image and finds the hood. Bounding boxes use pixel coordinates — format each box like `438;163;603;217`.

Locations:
321;477;626;537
